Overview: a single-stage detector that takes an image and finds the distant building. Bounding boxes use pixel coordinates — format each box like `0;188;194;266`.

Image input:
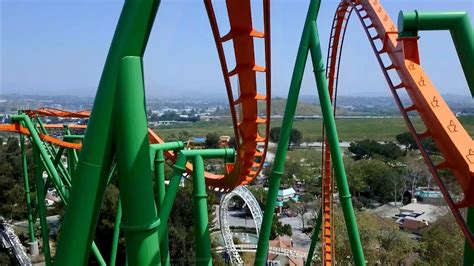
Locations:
403;187;444;205
398;201;447;223
267;236;305;266
277;188;297;202
188;137;206;149
414;188;444;205
394;200;448;234
157;121;175;126
276;188;299;213
219;135;231;147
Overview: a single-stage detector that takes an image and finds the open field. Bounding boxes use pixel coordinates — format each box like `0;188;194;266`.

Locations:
154;115;474;142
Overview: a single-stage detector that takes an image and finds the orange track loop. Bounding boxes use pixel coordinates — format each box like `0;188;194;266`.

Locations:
327;0;474;247
204;0;271;190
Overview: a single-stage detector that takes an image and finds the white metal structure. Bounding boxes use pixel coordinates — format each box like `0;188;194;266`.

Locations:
219;185;263;264
213;244;310;259
0;217;31;265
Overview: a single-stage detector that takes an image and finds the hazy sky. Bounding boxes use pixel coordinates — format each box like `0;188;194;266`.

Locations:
2;0;473;98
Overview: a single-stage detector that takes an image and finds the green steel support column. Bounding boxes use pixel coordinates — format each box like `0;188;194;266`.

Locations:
107;163;117;185
158;154;187;238
51;147;72;188
115;56;160;265
110;198;122;266
67;148;76;179
398;11;474;96
63;130;79;179
180;148;234;159
33;118;72;190
63;133;80;167
193;155;212;266
52;156;72;189
20;130;35;243
155;149;170;266
36;116;49;136
305;206;322;266
150;142;186;264
12;115;68;202
12;119;106;264
36;117;72;184
157;148;234;239
90;243;106;265
63;135;85;141
55;0;161;263
255;0;319;264
155;149;166;206
149;141;185;152
48;144;71;188
464;208;474;265
308;21;365;265
33;146;51;265
53;147;65;167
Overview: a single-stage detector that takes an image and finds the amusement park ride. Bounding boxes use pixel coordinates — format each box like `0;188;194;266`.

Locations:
0;0;473;265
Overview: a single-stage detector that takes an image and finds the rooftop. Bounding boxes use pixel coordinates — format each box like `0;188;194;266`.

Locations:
399;202;448;223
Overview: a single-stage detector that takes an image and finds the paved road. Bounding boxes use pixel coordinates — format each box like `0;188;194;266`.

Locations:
215;206;313;249
280;213;313;248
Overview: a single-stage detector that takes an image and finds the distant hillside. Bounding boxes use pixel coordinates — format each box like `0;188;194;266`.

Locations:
265;94;473;116
260;98;357;116
262;98;322;116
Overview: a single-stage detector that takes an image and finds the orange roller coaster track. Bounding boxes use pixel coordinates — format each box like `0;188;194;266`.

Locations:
204;0;271;190
0;123;82;150
4;105;271;192
326;0;474;249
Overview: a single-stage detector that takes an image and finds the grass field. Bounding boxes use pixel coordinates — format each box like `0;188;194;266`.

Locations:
154;116;474;142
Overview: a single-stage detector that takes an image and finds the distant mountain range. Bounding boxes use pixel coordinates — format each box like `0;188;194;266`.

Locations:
2;93;472;115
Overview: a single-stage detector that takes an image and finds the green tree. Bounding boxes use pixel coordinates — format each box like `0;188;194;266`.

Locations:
396;131;440;155
348;139;403;161
270;215;292;239
205;132;220;148
248;187;267;208
290;128;303;146
167;130;190;142
396;132;416;151
0;137;31;221
346;159;399;204
287;193;314;229
417;214;464;265
94;184;125;263
269;127;303;146
269;127;281;143
333;208;416;265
